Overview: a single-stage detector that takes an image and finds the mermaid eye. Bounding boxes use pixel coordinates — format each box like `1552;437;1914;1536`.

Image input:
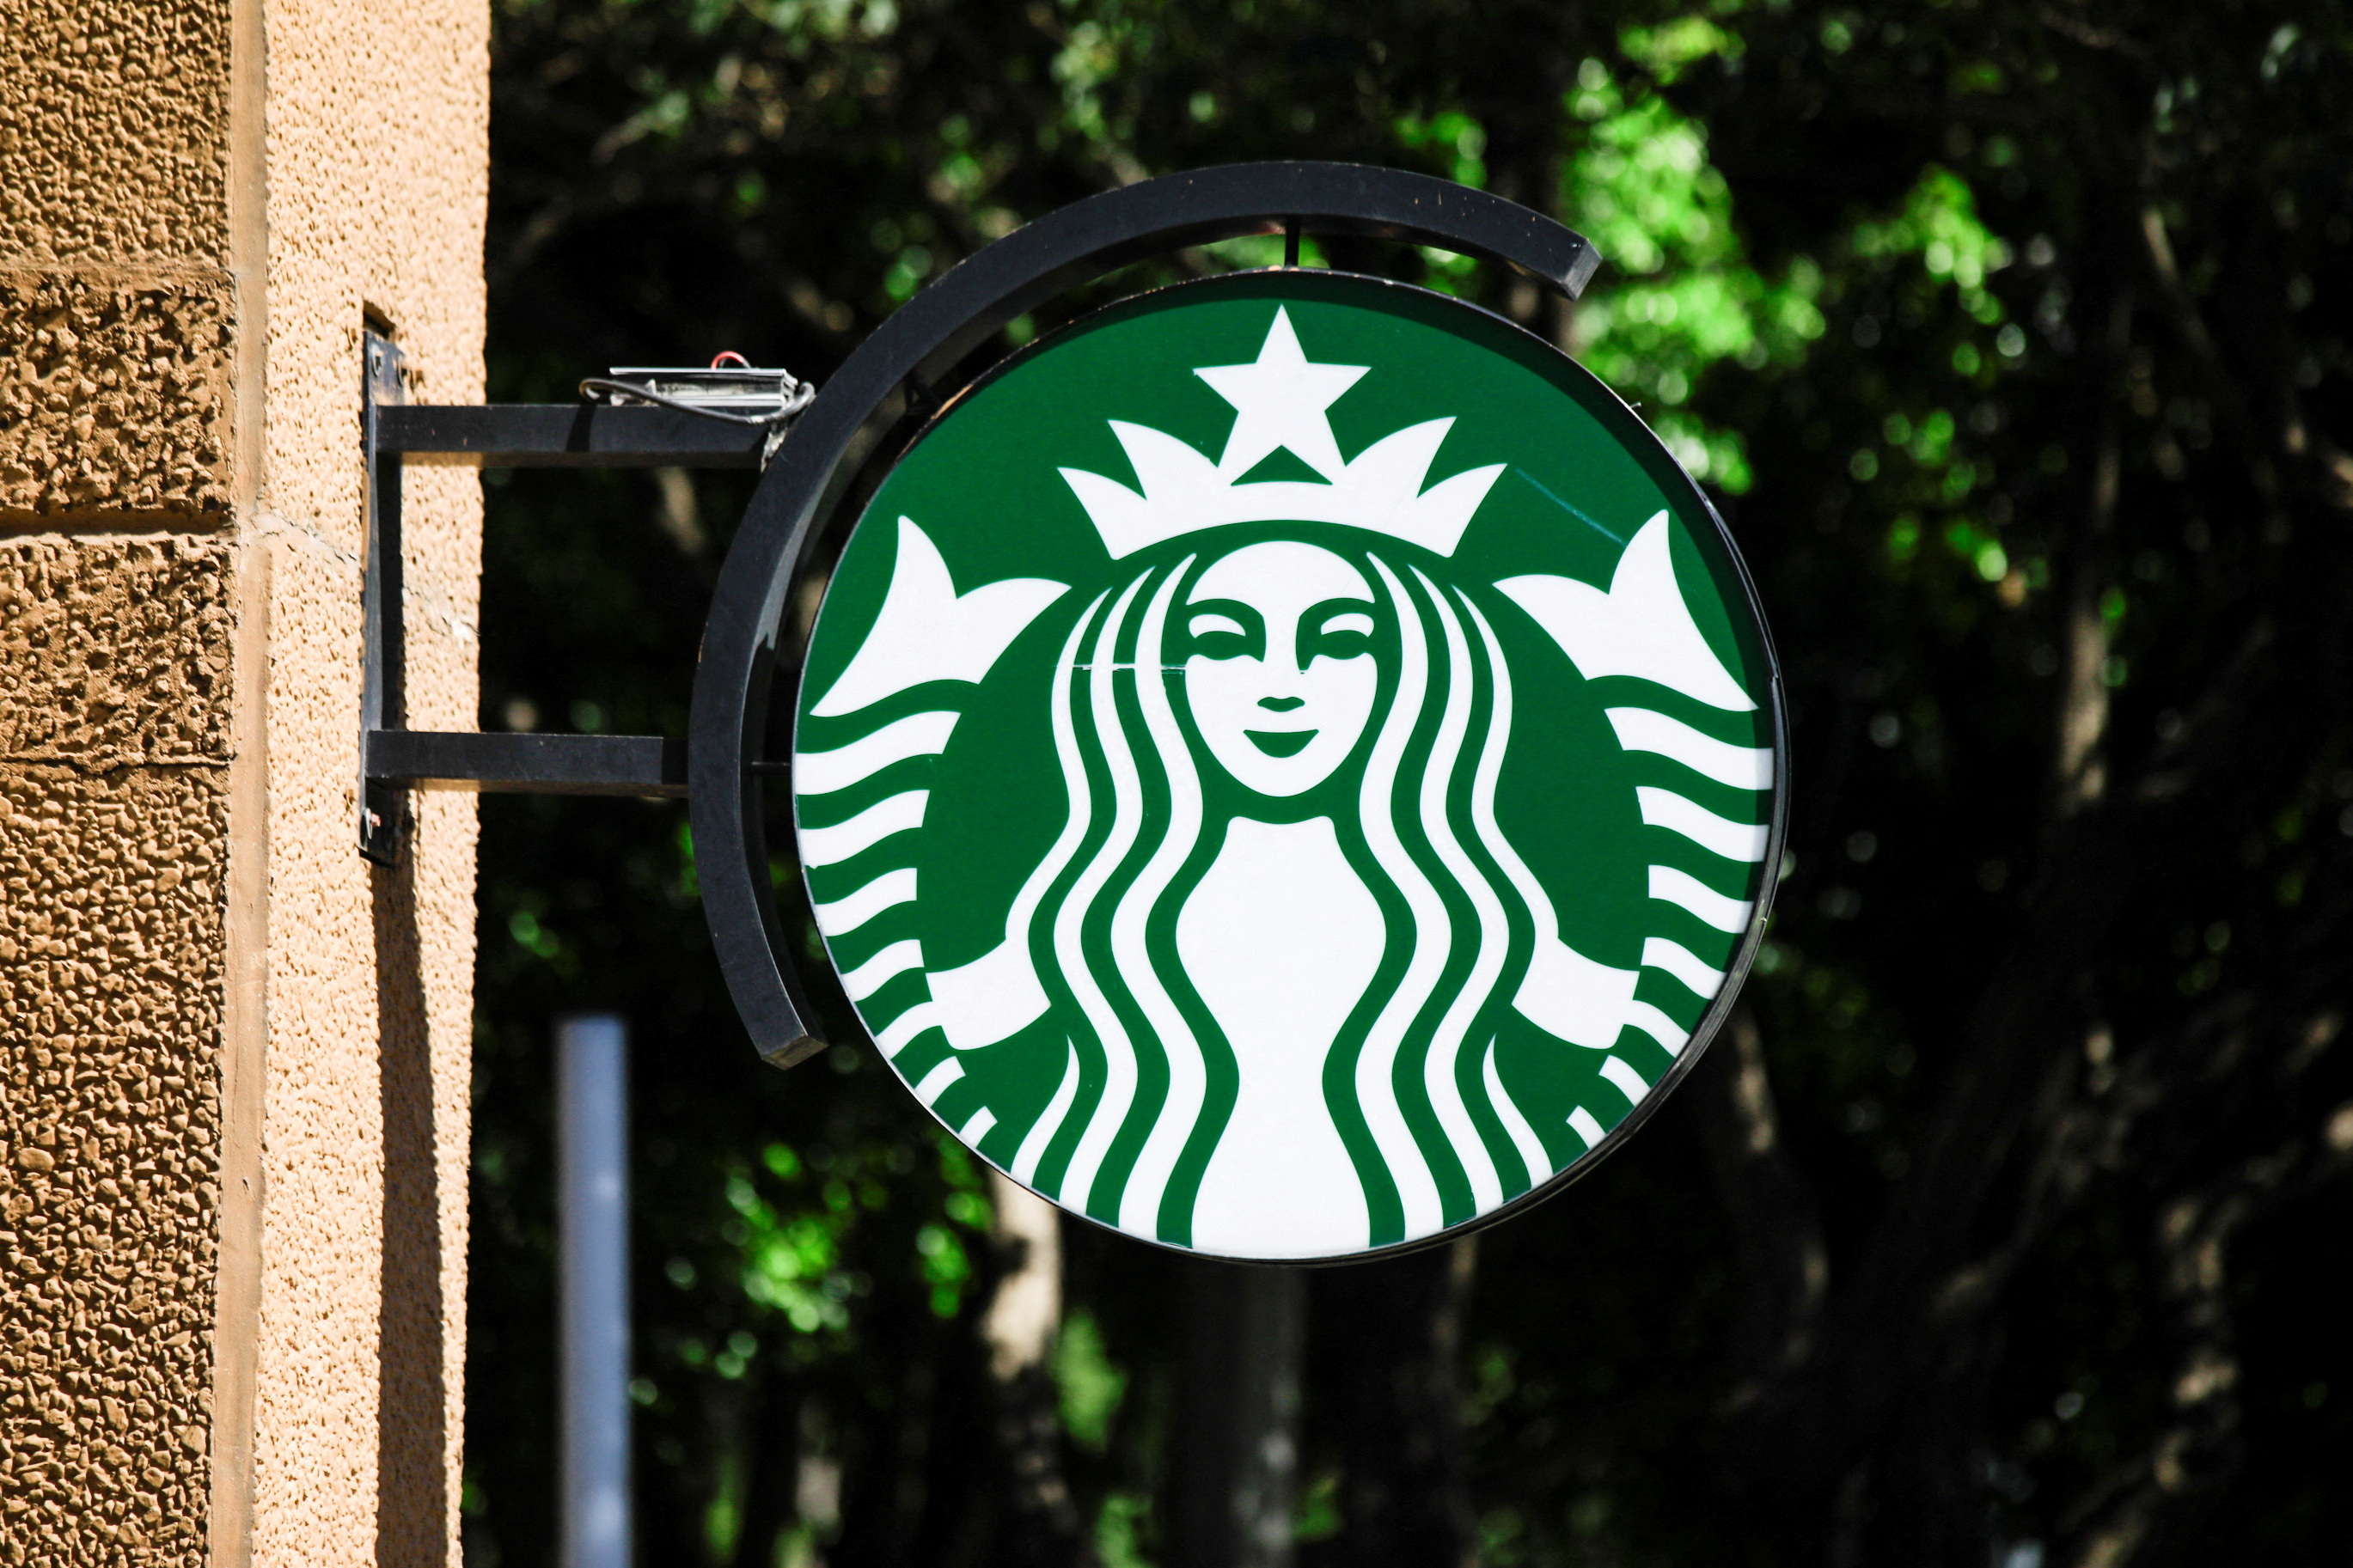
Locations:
1188;612;1247;640
1311;607;1376;659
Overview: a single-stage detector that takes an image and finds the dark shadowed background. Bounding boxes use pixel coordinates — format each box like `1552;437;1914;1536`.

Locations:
455;3;2353;1564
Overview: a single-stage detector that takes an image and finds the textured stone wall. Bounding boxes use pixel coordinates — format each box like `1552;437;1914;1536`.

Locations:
0;274;235;522
0;540;228;1567
0;538;234;762
0;758;227;1561
0;0;487;1559
0;0;232;260
0;0;239;527
0;0;246;1544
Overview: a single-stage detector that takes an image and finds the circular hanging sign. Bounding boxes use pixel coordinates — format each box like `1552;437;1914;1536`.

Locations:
783;268;1784;1261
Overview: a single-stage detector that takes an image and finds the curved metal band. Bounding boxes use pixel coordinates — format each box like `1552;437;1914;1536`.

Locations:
690;162;1601;1065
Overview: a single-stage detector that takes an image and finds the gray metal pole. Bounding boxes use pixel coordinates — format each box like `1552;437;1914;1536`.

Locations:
557;1013;632;1568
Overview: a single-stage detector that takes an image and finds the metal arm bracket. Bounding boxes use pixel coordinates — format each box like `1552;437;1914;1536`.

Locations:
358;339;780;863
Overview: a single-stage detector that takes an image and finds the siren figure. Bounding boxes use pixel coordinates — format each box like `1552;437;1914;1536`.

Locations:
797;303;1759;1257
979;530;1642;1256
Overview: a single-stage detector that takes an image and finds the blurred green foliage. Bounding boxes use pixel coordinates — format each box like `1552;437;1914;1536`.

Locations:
464;1;2353;1565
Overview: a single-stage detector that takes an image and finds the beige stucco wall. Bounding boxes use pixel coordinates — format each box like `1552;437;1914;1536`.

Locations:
0;0;487;1560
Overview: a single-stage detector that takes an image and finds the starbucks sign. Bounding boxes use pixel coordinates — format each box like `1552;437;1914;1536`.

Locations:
779;269;1784;1260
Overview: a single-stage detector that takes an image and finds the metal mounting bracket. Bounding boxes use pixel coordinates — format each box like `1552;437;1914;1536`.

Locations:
358;341;795;864
359;332;411;864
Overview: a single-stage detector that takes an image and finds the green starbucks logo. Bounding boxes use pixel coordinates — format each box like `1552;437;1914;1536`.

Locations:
792;272;1780;1260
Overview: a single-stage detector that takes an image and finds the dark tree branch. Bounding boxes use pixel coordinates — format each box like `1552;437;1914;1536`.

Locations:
2134;204;2285;514
2057;1116;2353;1568
1689;1009;1829;1405
1729;517;2353;1547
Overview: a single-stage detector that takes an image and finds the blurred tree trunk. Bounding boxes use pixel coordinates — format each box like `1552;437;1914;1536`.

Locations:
724;1382;803;1568
1307;1242;1476;1568
830;1287;936;1568
983;1172;1087;1567
1689;1010;1827;1409
1167;1261;1308;1568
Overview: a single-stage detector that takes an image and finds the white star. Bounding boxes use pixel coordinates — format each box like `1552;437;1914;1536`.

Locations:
1194;307;1366;481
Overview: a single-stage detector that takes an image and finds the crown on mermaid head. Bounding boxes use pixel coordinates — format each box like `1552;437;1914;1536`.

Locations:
1058;307;1505;560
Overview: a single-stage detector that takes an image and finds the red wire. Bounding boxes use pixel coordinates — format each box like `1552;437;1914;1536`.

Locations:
709;351;751;369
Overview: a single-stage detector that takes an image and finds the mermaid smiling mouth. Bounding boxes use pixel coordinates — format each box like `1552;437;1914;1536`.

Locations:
1244;728;1317;759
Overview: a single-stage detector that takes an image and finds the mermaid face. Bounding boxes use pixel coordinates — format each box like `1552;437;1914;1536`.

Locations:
1182;540;1379;797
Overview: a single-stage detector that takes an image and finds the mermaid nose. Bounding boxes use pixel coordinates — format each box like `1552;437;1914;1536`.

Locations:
1259;695;1306;712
